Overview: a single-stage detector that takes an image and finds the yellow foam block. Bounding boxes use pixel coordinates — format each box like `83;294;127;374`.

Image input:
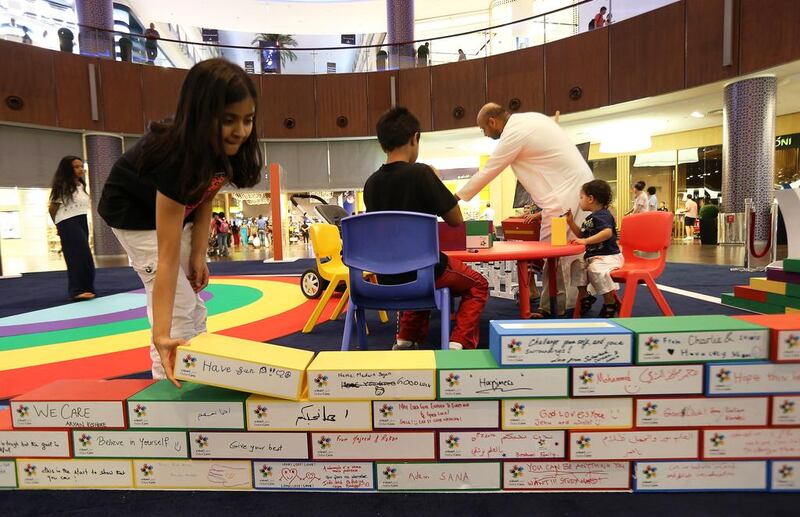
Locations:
174;333;314;401
551;216;568;246
787;307;800;313
245;394;372;431
307;350;436;401
750;277;786;295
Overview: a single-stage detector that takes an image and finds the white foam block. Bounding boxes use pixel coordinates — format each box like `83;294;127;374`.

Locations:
571;365;704;397
127;401;245;429
776;330;800;362
438;367;568;399
72;430;188;458
10;401;125;429
438;430;564;460
707;363;800;395
770;460;800;491
703;428;800;459
246;397;372;431
253;462;374;490
771;396;800;425
189;432;308;459
308;370;435;401
502;398;632;430
502;461;630;490
376;462;501;491
310;432;435;460
133;460;252;489
373;400;498;429
0;431;70;458
16;459;133;489
634;461;767;491
569;430;699;461
0;461;16;488
636;330;769;364
635;397;768;427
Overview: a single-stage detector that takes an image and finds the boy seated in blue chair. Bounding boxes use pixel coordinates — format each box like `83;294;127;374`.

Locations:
364;107;489;350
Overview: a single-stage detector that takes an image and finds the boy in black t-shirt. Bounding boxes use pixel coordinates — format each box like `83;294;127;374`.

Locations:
364;107;489;350
565;179;623;317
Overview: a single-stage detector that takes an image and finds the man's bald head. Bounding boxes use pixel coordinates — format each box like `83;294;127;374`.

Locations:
477;103;510;140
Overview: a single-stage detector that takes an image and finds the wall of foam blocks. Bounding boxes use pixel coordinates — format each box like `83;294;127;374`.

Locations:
2;314;799;492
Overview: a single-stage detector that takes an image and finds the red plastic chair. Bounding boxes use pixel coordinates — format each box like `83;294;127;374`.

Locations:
610;211;675;317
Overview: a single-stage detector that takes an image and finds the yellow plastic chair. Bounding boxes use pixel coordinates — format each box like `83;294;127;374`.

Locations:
302;223;388;333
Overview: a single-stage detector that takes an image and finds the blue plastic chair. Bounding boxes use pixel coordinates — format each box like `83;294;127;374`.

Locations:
340;211;451;351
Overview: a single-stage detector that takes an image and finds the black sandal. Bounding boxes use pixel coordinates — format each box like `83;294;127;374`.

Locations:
580;294;597;316
529;308;552;319
598;300;621;318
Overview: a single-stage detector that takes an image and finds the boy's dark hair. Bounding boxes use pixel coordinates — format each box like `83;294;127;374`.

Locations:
647;186;656;195
137;58;262;204
582;179;614;207
634;180;646;191
376;107;420;152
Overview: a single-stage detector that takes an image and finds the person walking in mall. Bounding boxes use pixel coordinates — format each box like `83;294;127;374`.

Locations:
416;42;429;67
680;193;699;241
214;212;230;256
647;186;658;212
629;180;648;214
98;59;262;386
455;103;593;318
48;156;96;301
457;49;467;61
144;23;160;64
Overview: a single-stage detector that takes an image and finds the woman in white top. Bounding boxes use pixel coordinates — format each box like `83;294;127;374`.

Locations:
48;156;96;300
629;181;648;214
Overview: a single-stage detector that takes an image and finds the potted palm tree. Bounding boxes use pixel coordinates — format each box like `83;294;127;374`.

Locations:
251;33;298;73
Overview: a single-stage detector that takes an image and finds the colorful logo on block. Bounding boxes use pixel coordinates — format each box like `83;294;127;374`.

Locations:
509;465;524;479
378;404;393;417
445;435;460;449
716;368;731;383
576;436;591;449
314;374;328;388
710;433;725;447
644;337;659;351
786;334;799;349
507;339;522;353
445;373;460;387
779;465;794;479
140;464;154;477
195;435;209;449
23;464;36;477
317;436;332;449
780;400;796;414
511;403;525;417
16;405;28;418
133;404;147;417
259;465;273;478
253;405;268;418
78;433;92;446
643;465;657;479
383;466;397;480
579;371;594;385
182;354;197;368
642;402;658;416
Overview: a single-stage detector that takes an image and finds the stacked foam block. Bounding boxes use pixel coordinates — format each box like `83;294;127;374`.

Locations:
2;316;800;492
724;258;800;315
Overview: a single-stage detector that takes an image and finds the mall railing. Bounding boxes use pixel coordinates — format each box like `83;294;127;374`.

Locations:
1;0;680;75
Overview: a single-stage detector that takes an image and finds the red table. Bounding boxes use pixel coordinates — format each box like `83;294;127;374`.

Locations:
444;241;585;318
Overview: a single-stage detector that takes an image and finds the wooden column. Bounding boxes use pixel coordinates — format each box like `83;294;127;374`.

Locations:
270;163;283;261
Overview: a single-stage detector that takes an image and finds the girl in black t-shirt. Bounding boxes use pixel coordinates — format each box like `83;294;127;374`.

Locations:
98;59;262;387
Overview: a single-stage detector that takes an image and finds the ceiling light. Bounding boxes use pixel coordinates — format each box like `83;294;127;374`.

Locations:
707;108;723;116
690;111;705;118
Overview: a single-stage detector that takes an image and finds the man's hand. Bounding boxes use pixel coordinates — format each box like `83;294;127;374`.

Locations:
523;211;542;224
187;255;209;293
153;335;189;388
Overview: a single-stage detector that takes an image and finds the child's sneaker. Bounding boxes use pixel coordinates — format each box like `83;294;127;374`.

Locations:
392;339;419;350
448;342;464;350
598;300;621;318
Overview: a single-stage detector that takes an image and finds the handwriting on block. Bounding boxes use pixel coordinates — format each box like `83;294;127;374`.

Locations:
133;460;252;489
572;365;704;397
634;461;767;491
438;431;564;460
703;428;800;459
706;363;800;395
568;430;699;461
636;330;769;364
127;401;245;430
0;461;16;488
377;462;501;491
0;431;70;458
310;432;435;461
438;367;568;399
635;397;768;428
246;397;372;431
308;370;436;401
373;400;498;429
10;401;125;429
502;398;632;430
189;432;308;460
71;430;187;458
16;459;133;488
503;461;630;490
253;462;374;490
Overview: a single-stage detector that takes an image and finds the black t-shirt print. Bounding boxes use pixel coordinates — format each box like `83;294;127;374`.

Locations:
363;161;458;282
580;208;620;259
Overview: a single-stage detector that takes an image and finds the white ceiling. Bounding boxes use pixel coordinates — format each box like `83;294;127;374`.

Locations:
418;59;800;166
128;0;493;35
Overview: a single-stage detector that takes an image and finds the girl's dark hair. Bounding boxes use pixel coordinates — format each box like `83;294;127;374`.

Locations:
49;155;85;203
647;186;656;195
582;179;614;207
376;107;420;152
137;58;262;203
634;180;646;191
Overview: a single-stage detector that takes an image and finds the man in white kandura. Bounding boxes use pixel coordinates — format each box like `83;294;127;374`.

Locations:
455;103;593;317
